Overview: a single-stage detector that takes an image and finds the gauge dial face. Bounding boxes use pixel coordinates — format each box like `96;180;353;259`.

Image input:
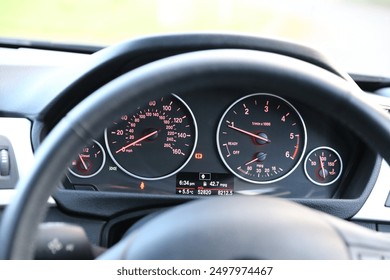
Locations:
105;94;197;180
217;93;307;184
304;147;343;186
68;140;106;178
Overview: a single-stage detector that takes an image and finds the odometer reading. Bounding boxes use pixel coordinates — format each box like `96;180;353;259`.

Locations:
176;172;234;196
217;93;307;184
105;94;197;180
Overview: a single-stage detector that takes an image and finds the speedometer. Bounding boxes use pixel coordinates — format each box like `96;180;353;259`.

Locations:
105;94;197;180
217;93;307;184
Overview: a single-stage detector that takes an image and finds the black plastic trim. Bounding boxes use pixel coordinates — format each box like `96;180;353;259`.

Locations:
44;207;105;246
0;37;103;54
100;208;166;247
350;73;390;92
53;190;194;219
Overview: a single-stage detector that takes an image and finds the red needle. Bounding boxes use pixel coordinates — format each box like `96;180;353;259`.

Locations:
319;155;326;179
78;154;88;170
245;158;259;166
116;130;158;154
227;124;271;143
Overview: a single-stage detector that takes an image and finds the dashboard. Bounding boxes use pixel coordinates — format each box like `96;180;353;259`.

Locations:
65;87;373;200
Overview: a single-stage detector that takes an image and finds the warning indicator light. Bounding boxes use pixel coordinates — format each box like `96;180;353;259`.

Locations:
195;153;203;160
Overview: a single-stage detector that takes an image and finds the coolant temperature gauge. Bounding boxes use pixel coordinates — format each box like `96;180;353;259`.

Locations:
304;147;343;186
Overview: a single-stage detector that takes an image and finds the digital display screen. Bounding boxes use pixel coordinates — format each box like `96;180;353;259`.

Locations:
176;172;234;196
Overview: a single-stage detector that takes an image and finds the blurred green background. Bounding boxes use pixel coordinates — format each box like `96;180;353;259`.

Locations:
1;0;387;44
0;0;307;44
1;0;389;76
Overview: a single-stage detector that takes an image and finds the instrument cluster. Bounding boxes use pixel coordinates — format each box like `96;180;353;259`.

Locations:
65;90;361;199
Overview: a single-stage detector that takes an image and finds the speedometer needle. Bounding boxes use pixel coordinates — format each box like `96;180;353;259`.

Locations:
227;124;271;143
116;130;158;153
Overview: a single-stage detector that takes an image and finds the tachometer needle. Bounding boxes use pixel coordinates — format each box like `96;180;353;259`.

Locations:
227;124;271;143
116;130;158;153
78;154;88;170
245;158;259;166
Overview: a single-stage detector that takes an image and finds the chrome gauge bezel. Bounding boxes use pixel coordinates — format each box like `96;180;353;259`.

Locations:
104;94;198;181
216;93;307;184
304;146;343;186
68;140;106;179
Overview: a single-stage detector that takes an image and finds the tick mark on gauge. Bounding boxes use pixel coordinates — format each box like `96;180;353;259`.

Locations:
223;143;231;157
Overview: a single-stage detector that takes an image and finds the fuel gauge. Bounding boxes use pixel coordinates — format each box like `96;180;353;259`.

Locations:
68;140;106;178
304;146;342;186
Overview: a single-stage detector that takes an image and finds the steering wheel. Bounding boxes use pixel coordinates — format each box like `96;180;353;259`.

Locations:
2;48;390;259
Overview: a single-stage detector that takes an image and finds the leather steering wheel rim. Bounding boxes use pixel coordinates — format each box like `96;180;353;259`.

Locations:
1;49;389;259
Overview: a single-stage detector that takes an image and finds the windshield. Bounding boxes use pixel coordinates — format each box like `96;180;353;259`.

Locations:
1;0;390;77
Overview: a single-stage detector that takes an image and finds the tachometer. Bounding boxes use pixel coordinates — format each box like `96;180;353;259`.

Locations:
105;94;197;180
217;93;307;184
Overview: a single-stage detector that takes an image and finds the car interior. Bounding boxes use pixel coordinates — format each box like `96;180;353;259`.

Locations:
1;28;390;260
